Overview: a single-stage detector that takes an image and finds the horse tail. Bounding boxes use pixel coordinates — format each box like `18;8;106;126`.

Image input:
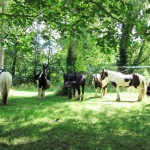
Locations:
141;79;146;97
2;82;8;105
1;72;12;105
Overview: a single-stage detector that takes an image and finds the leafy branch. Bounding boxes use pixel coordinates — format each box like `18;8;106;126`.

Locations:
0;12;38;19
88;0;124;24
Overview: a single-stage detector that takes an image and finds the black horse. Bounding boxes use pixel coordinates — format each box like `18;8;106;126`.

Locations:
64;73;85;101
34;64;50;98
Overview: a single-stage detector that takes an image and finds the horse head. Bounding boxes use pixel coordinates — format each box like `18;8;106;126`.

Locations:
42;64;48;77
100;70;108;80
63;74;68;85
92;74;97;81
64;73;77;88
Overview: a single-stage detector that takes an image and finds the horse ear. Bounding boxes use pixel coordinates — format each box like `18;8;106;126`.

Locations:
101;69;105;74
43;63;48;67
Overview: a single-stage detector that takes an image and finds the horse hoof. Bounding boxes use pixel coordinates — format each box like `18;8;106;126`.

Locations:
116;99;120;102
80;97;84;101
101;96;104;99
137;99;142;102
0;103;7;106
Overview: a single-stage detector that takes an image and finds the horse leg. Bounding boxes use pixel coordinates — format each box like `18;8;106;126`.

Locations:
100;87;103;98
76;87;80;100
137;87;143;101
68;87;72;99
73;88;76;98
38;87;42;98
116;87;121;101
81;85;85;101
103;87;107;97
101;87;107;98
1;82;8;105
95;87;98;97
41;89;45;98
2;92;8;105
137;82;146;101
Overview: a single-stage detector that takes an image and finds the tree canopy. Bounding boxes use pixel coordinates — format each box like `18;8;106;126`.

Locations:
0;0;150;85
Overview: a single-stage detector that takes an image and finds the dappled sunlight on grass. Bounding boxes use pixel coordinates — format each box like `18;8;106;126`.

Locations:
9;89;53;97
13;137;38;146
0;89;150;149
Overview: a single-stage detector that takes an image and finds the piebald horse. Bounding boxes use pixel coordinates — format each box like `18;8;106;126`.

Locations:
34;64;50;98
92;74;108;97
0;69;12;105
100;70;146;101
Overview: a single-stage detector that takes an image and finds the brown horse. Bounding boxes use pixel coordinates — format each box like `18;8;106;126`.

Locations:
92;74;108;98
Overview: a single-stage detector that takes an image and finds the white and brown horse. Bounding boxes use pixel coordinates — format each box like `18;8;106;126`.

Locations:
100;70;146;101
92;74;108;98
34;64;50;98
0;69;12;105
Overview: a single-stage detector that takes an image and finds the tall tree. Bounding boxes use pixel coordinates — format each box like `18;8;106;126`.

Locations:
0;0;5;69
1;0;150;86
66;38;77;73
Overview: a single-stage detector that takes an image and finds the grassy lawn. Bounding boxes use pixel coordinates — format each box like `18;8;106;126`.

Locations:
0;88;150;150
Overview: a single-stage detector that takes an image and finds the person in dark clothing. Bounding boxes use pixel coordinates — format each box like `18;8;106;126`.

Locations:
146;82;150;96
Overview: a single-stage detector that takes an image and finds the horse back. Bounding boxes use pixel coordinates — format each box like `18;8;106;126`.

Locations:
65;73;85;87
76;74;85;86
0;72;12;88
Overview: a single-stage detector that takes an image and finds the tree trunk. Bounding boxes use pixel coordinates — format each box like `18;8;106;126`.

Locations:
47;31;52;80
117;23;132;72
0;0;5;69
57;38;78;96
66;38;77;73
11;50;18;77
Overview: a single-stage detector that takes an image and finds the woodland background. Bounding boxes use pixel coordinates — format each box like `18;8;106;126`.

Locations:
0;0;150;87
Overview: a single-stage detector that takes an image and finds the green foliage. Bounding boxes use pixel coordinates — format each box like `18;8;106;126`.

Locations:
1;0;150;85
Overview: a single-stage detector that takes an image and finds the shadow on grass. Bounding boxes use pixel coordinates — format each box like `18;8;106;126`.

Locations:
84;96;139;104
0;92;150;150
1;107;150;150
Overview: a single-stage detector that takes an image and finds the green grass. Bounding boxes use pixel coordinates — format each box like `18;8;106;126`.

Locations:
0;88;150;150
